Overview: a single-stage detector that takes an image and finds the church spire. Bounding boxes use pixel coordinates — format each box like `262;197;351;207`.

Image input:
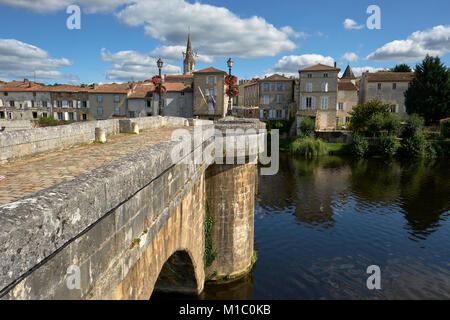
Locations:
183;33;195;75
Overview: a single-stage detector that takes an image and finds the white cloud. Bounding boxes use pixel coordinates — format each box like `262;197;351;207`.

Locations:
341;52;359;62
116;0;297;59
265;54;335;76
350;66;386;76
343;18;364;30
281;26;308;39
101;48;181;81
0;0;132;13
0;38;76;81
367;25;450;62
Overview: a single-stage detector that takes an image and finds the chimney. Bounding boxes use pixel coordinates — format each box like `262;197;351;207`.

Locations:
334;62;337;68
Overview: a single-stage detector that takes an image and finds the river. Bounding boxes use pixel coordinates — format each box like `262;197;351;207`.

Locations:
200;154;450;299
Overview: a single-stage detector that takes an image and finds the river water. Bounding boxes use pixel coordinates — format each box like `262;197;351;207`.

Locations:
200;154;450;300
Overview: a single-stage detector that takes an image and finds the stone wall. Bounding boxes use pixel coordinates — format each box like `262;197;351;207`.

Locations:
0;116;188;164
0;120;34;132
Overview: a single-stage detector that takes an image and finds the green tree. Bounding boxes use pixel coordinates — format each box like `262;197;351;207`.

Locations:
390;64;412;72
404;55;450;125
348;99;393;132
298;117;316;137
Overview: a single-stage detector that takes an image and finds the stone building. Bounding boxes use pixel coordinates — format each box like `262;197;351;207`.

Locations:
193;67;228;120
242;79;259;108
0;80;51;120
127;82;154;118
258;74;295;120
88;83;131;120
337;80;358;129
359;71;415;118
297;63;340;131
49;84;90;121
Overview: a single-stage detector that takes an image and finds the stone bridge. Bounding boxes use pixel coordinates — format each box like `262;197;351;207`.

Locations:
0;116;267;300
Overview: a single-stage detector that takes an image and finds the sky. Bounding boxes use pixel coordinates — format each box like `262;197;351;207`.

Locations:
0;0;449;84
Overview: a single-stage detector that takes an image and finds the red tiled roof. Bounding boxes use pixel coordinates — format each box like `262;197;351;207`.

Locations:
299;63;340;72
128;83;154;99
194;67;227;74
365;72;415;83
261;74;292;81
90;83;131;93
165;74;193;79
338;81;358;91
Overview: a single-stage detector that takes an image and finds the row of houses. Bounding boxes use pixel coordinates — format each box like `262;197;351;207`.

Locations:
235;63;415;132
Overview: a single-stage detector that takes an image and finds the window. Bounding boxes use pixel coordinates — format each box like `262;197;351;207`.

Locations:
277;94;283;104
4;92;8;96
346;117;351;124
57;101;63;108
114;107;120;116
306;83;313;92
276;110;282;118
276;83;284;91
321;96;328;110
57;112;64;120
129;111;135;118
82;101;87;108
206;76;217;84
146;100;151;108
68;101;73;108
307;74;312;78
306;97;312;109
390;105;396;113
378;83;382;90
31;101;35;108
68;112;74;120
0;111;4;118
42;112;48;118
392;83;397;90
322;82;328;92
114;95;120;102
338;102;344;110
97;95;103;103
62;101;68;108
263;95;270;104
82;114;87;121
32;112;38;119
42;101;48;108
9;101;15;107
7;112;12;119
263;83;270;92
97;107;103;116
324;73;328;78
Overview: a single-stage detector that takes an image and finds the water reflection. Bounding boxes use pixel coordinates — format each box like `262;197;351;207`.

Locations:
203;154;450;300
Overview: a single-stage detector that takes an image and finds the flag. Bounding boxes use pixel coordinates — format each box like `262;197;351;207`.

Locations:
198;87;208;106
209;93;216;110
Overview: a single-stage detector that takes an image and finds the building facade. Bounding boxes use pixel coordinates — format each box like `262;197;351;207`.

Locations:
359;71;415;118
297;63;340;131
258;74;295;120
193;67;228;120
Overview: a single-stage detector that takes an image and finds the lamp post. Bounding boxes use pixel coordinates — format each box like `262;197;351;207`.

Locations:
157;58;164;116
227;58;233;116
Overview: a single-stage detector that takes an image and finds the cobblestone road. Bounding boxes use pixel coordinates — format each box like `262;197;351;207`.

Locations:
0;127;182;206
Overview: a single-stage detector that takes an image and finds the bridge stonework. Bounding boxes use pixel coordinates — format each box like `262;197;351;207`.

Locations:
0;117;266;300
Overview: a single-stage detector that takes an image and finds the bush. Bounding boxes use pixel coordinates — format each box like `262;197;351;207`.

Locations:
375;135;398;157
432;140;450;158
298;117;316;138
399;133;427;157
38;116;58;127
441;119;450;138
367;113;385;137
403;114;424;138
290;137;328;158
383;113;403;137
348;99;392;132
351;132;369;158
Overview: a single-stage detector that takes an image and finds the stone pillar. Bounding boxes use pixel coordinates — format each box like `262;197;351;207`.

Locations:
131;123;139;135
95;127;106;143
205;161;257;280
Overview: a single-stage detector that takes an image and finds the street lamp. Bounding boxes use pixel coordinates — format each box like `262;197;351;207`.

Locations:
157;58;164;116
227;58;233;116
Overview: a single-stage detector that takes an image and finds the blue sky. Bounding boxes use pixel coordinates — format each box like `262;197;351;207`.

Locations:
0;0;449;84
